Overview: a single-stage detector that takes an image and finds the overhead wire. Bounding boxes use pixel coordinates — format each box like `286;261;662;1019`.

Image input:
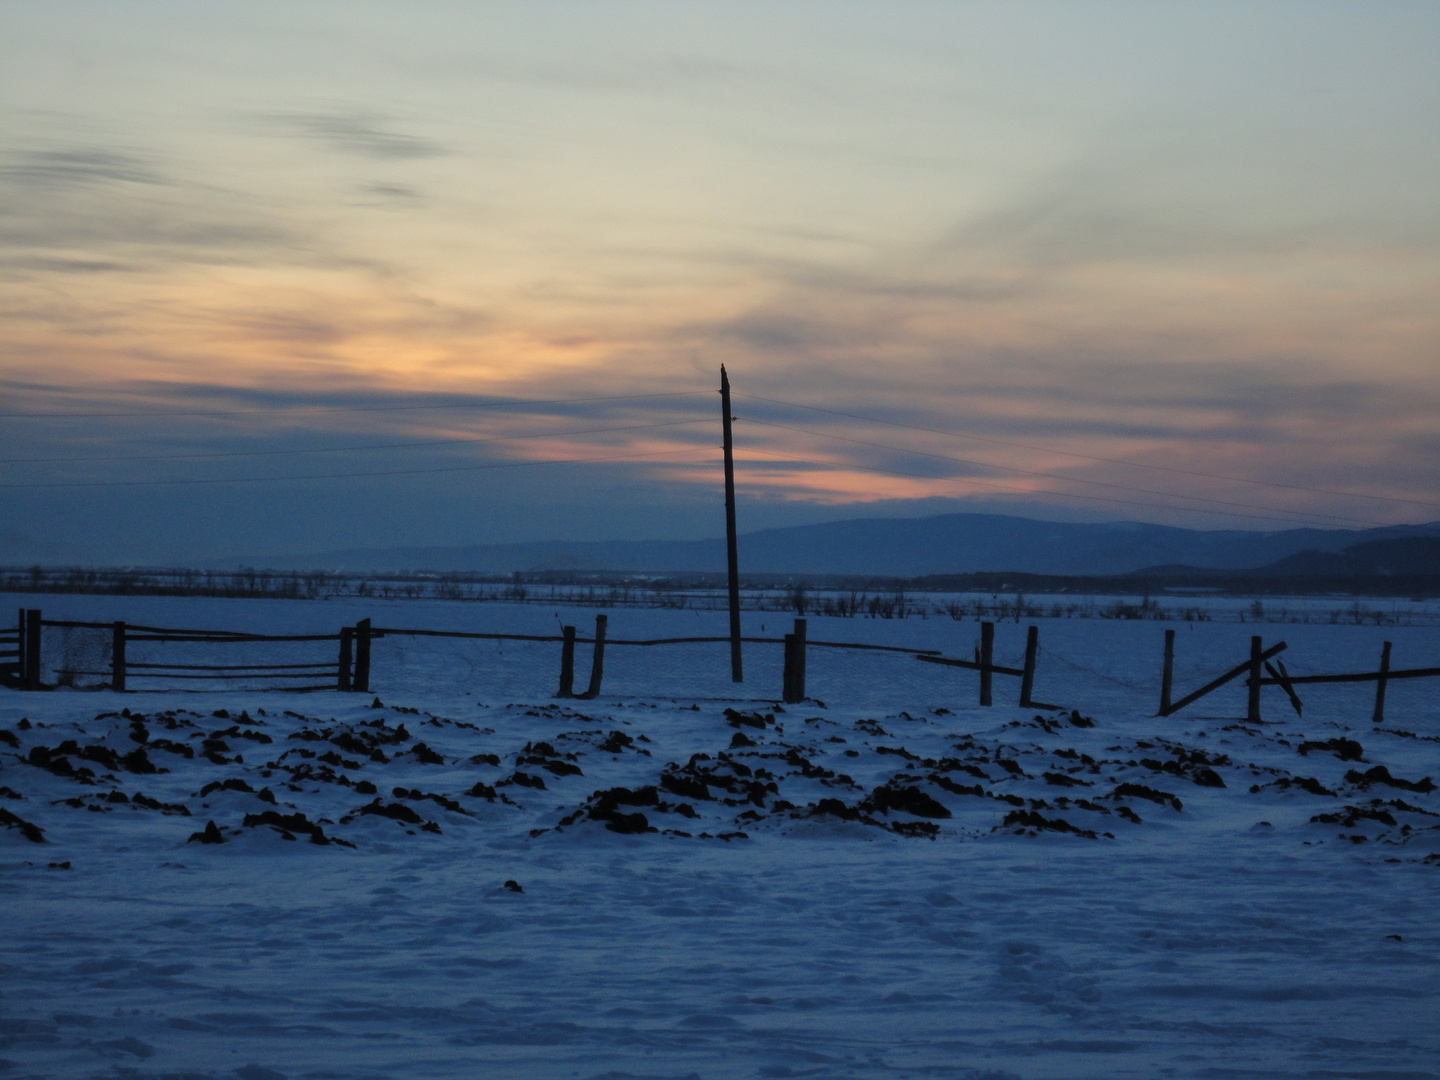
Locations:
738;417;1389;529
737;392;1440;513
731;447;1389;530
0;418;712;465
4;381;1431;527
0;445;716;490
0;389;712;421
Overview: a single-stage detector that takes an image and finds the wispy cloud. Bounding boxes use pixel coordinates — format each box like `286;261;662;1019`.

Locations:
267;111;448;160
0;147;167;188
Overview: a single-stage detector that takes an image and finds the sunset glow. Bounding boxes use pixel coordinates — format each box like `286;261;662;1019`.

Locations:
3;2;1438;562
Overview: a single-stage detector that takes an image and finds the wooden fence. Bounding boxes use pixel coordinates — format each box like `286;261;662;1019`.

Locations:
8;607;1438;723
7;608;1051;708
0;608;29;689
1158;628;1440;724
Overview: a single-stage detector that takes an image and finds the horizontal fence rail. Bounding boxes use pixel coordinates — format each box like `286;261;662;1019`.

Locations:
917;655;1025;677
1258;666;1440;685
7;608;1436;723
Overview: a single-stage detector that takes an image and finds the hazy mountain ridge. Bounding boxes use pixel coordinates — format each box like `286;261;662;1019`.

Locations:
224;512;1440;578
1231;536;1440;578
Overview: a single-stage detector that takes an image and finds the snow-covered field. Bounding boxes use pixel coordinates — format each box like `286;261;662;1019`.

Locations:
3;594;1438;1080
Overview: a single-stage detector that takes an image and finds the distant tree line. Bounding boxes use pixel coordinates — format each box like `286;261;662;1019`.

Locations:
3;565;1434;626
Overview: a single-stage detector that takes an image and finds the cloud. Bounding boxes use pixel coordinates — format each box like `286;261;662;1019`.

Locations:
0;147;167;188
1;256;136;275
360;183;424;203
0;137;370;281
268;111;448;160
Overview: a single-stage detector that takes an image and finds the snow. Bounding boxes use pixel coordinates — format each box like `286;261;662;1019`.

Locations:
3;593;1438;1079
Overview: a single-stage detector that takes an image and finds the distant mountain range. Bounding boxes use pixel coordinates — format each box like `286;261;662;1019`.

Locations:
1204;536;1440;579
227;512;1440;579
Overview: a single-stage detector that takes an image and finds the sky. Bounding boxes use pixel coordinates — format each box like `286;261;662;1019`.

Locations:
3;1;1439;565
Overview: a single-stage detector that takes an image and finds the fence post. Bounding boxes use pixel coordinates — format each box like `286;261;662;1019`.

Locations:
1246;635;1262;722
1372;640;1392;725
354;618;371;693
111;621;126;692
337;626;353;692
25;609;42;690
1160;629;1175;716
793;617;807;703
557;625;576;697
1020;625;1039;707
15;608;26;689
782;634;796;702
578;614;607;699
979;621;994;706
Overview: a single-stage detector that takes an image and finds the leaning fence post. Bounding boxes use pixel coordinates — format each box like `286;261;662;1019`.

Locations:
1372;640;1392;725
111;621;127;692
1246;635;1262;723
557;625;576;697
578;614;607;699
1160;629;1175;716
25;609;42;690
354;618;371;693
1020;625;1039;707
979;621;994;706
337;626;353;692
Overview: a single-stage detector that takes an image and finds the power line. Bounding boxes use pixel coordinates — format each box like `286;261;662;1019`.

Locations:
0;389;712;421
740;417;1388;529
733;447;1387;530
737;392;1440;514
0;446;714;490
0;418;711;466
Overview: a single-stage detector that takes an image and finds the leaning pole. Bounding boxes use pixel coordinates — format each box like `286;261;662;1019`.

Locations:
720;365;743;682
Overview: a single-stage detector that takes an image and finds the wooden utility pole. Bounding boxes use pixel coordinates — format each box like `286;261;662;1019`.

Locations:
721;365;743;682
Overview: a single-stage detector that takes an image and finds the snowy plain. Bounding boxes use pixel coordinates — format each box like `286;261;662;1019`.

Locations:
2;592;1438;1080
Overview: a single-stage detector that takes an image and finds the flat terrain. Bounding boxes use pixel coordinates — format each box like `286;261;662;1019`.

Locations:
2;596;1437;1079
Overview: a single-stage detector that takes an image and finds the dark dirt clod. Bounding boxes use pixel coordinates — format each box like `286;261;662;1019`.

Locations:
1312;806;1399;828
861;784;951;819
723;708;772;729
0;806;45;843
243;809;353;846
1002;809;1097;839
1344;766;1435;794
198;778;255;797
1112;783;1183;811
1300;738;1365;762
410;742;445;765
358;799;425;825
187;820;224;845
598;731;634;753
